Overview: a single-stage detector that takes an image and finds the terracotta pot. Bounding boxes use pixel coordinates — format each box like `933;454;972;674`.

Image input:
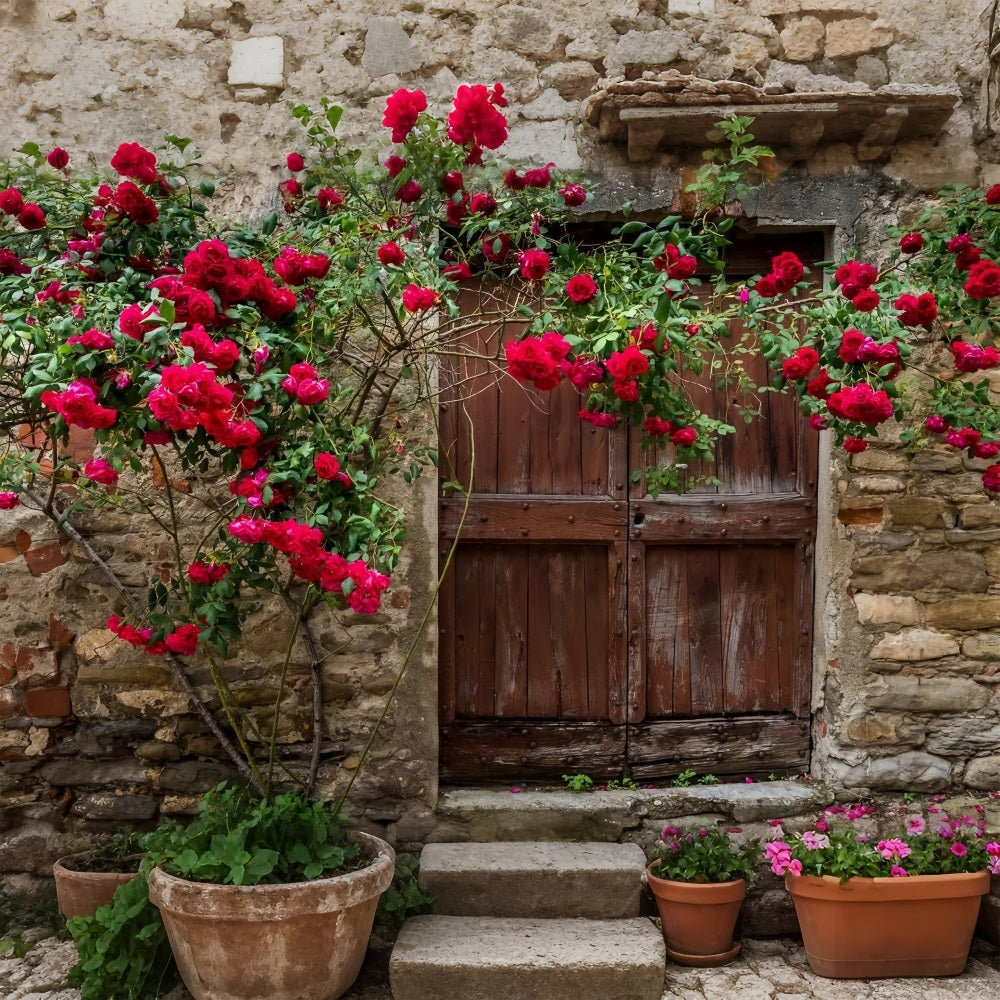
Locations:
52;853;140;920
786;869;990;978
148;831;395;1000
645;864;745;966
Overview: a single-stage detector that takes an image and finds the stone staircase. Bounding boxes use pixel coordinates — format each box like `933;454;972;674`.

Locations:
388;841;665;1000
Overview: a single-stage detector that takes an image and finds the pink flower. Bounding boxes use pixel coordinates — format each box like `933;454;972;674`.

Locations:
877;838;911;861
801;830;830;850
951;842;968;857
0;491;19;509
786;859;803;877
890;865;909;878
83;459;119;487
905;815;926;835
401;284;440;313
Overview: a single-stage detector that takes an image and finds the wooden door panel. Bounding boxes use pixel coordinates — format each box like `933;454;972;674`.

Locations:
450;543;616;721
439;235;821;782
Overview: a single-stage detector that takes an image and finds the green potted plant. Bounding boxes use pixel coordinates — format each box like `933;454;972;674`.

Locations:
765;802;997;978
645;824;758;966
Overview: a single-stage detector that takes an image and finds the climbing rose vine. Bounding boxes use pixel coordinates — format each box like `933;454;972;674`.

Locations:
1;83;999;788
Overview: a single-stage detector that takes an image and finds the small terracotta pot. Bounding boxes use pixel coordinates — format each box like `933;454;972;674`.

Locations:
645;864;745;966
786;869;990;978
53;853;140;920
148;831;395;1000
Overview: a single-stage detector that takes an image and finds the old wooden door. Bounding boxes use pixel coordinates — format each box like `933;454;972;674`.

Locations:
438;233;821;783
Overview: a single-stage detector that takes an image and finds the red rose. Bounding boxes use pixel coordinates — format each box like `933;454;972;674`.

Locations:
503;169;526;191
505;337;563;391
945;427;981;449
565;274;597;303
671;427;698;447
441;171;464;195
807;368;833;399
165;624;200;656
110;142;158;185
988;185;1000;206
781;347;820;380
378;242;406;266
852;289;880;312
523;163;554;188
382;88;427;143
286;151;304;171
972;442;1000;459
579;409;618;428
983;464;1000;493
385;155;406;178
644;416;673;436
0;491;19;509
606;344;649;381
443;261;473;281
481;233;511;262
46;147;70;169
826;383;894;425
559;183;587;206
394;180;423;203
17;203;46;230
447;83;508;155
470;192;498;214
843;437;868;453
518;248;550;281
754;274;778;297
898;232;924;253
317;187;343;210
188;561;229;585
964;260;1000;300
771;251;804;291
667;255;698;280
894;292;938;326
0;187;24;214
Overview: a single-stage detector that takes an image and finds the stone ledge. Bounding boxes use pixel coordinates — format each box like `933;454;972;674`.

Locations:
587;71;959;163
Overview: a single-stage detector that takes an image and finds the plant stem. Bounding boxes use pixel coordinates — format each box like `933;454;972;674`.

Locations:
23;487;263;796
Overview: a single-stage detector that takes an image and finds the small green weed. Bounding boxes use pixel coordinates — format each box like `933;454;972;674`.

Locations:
562;773;594;792
671;769;697;787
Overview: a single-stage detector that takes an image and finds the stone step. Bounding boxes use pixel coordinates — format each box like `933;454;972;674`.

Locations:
419;841;647;918
389;915;665;1000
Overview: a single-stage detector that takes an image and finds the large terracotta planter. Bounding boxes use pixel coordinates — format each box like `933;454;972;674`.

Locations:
645;864;745;966
53;853;140;920
786;869;990;978
148;831;395;1000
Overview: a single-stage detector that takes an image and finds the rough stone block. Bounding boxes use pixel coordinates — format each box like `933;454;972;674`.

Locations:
70;793;158;821
39;758;148;786
836;751;952;792
420;842;646;919
102;0;185;37
843;712;925;747
157;760;239;793
228;36;284;88
866;675;990;712
927;597;1000;629
780;16;824;62
362;16;421;78
390;916;664;1000
964;756;1000;789
926;719;1000;755
887;496;951;528
963;634;1000;659
869;628;959;662
668;0;716;14
854;593;923;626
825;17;894;58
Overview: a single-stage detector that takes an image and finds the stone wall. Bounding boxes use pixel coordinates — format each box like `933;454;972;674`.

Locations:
2;0;1000;876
